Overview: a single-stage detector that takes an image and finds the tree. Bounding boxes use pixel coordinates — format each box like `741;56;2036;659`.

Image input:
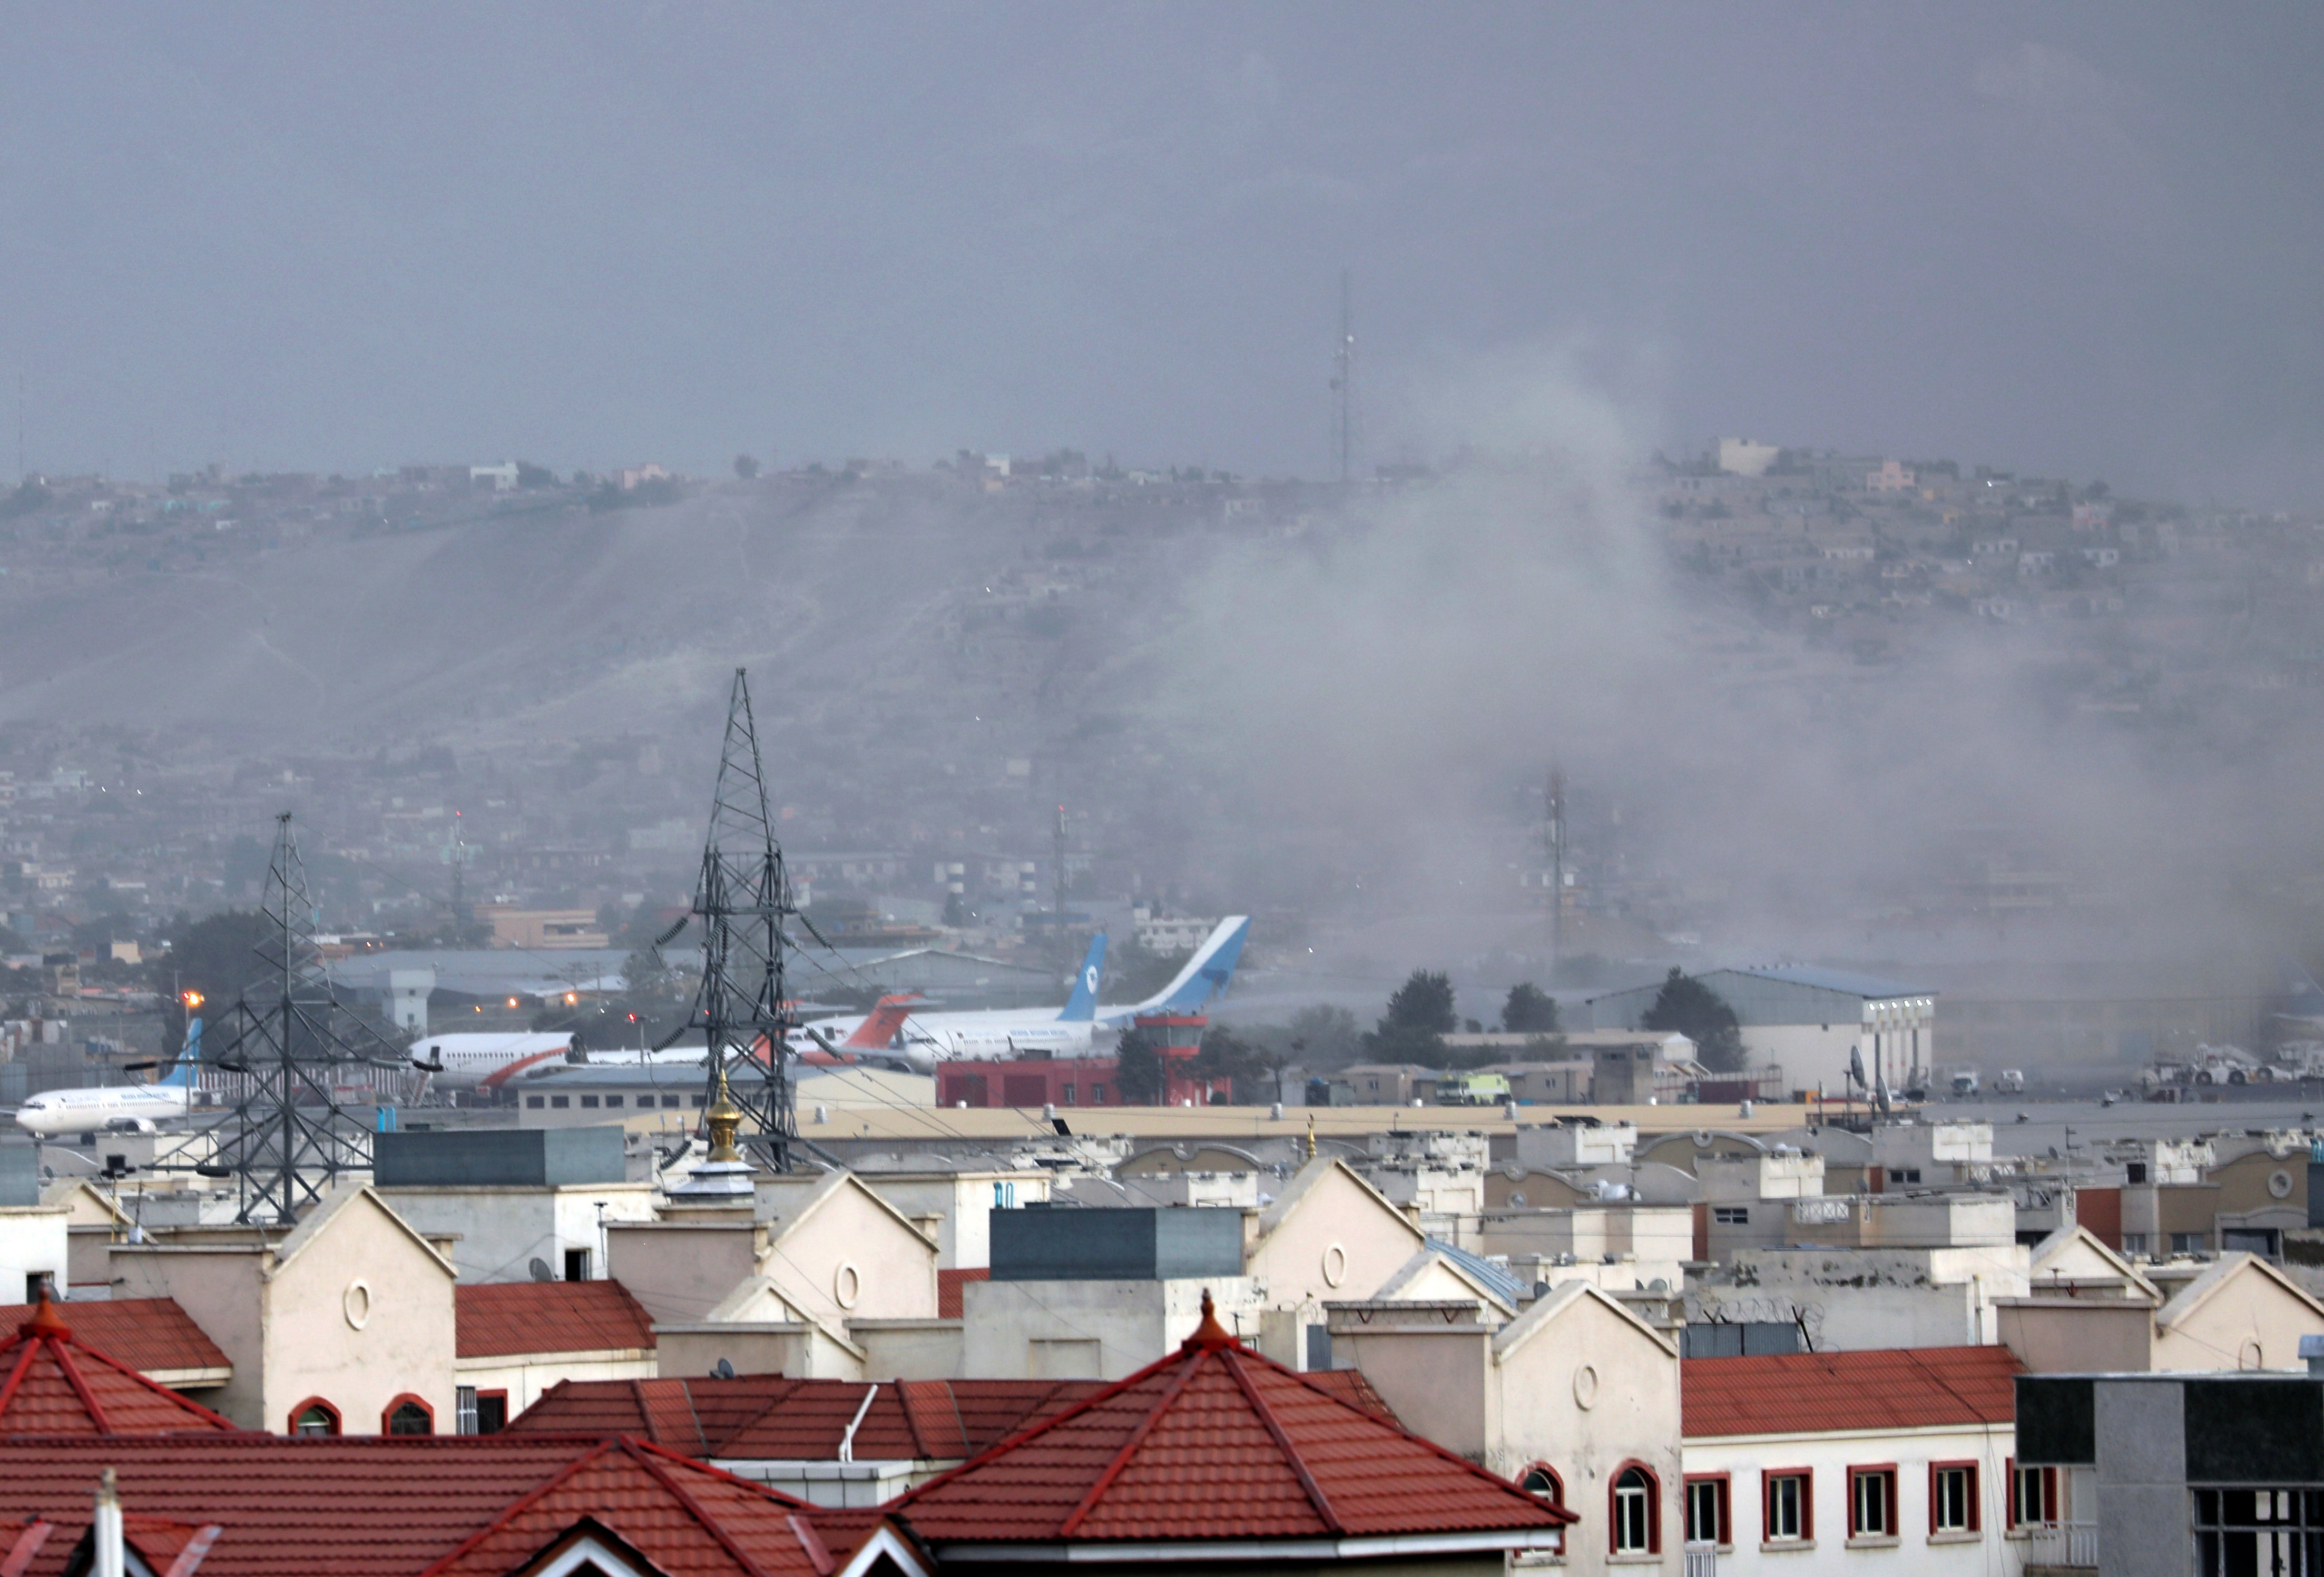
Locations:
1502;982;1559;1034
1285;1004;1361;1068
733;454;761;480
1192;1026;1278;1105
154;909;274;1057
1113;1028;1163;1105
1640;968;1746;1072
1364;968;1456;1064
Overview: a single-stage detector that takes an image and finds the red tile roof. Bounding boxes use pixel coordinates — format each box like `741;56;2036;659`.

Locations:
936;1267;987;1319
1682;1345;2023;1440
890;1295;1574;1549
0;1298;228;1381
0;1297;237;1437
0;1435;862;1577
507;1376;1101;1463
454;1280;656;1360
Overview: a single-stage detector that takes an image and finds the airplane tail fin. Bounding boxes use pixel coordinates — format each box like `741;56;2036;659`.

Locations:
2281;959;2324;1022
1131;917;1250;1015
165;1020;203;1088
843;994;924;1049
1059;934;1107;1021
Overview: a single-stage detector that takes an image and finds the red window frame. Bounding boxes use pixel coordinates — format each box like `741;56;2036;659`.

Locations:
1929;1460;1980;1535
1761;1467;1813;1544
2005;1458;2058;1528
1609;1461;1661;1556
1684;1473;1732;1548
287;1397;341;1436
382;1393;436;1435
1519;1462;1565;1509
1848;1463;1899;1540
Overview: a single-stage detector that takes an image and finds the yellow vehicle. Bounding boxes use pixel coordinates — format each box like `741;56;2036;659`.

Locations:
1434;1071;1513;1106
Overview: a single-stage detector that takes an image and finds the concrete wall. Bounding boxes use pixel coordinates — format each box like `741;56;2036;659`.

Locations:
2152;1260;2324;1372
759;1178;936;1327
1995;1299;2155;1373
852;1318;965;1381
1246;1164;1425;1310
959;1275;1258;1379
374;1182;656;1282
456;1348;656;1418
855;1171;1051;1269
607;1219;762;1324
0;1207;66;1302
656;1323;823;1380
1682;1422;2019;1577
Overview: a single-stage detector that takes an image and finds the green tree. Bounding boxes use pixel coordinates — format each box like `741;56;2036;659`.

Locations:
1640;968;1746;1072
733;454;761;480
1285;1003;1361;1069
1113;1027;1163;1105
155;909;274;1057
1364;968;1456;1064
1501;982;1559;1034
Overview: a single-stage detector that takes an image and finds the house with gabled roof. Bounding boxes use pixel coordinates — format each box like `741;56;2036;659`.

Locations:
109;1183;457;1435
452;1279;658;1431
0;1295;230;1396
1996;1231;2324;1374
888;1291;1574;1571
1680;1345;2024;1577
1327;1278;1682;1576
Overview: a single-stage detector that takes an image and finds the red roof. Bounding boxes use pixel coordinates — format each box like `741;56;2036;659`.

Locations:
936;1266;987;1319
0;1298;228;1379
0;1297;237;1437
0;1435;868;1577
454;1280;656;1360
1682;1345;2023;1439
508;1376;1101;1463
890;1295;1574;1548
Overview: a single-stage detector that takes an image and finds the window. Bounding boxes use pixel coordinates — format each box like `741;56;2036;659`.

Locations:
1763;1470;1811;1543
1686;1475;1731;1547
691;1093;708;1108
1849;1466;1897;1540
290;1399;340;1436
526;1095;544;1109
24;1272;53;1303
1713;1206;1749;1225
2121;1233;2149;1255
2126;1161;2149;1184
2170;1231;2208;1257
580;1095;600;1109
1931;1463;1979;1534
662;1095;682;1108
2009;1462;2058;1527
564;1248;589;1282
385;1397;434;1435
1891;1167;1923;1185
1612;1464;1659;1555
1061;1083;1075;1104
550;1095;569;1109
604;1095;623;1108
1521;1465;1564;1509
476;1391;508;1434
1090;1083;1106;1103
2194;1488;2324;1577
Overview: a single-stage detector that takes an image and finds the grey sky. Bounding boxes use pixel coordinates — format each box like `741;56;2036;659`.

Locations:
4;3;2319;500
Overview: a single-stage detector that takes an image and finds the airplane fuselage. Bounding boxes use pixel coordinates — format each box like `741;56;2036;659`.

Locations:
14;1086;194;1138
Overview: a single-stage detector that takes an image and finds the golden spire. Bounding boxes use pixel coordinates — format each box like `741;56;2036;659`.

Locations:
1304;1111;1317;1162
705;1065;743;1163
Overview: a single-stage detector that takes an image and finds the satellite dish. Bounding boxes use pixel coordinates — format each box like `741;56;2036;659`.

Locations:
528;1257;554;1283
1847;1047;1867;1090
711;1358;736;1380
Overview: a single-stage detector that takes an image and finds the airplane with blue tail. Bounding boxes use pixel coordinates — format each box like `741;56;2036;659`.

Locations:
13;1019;205;1137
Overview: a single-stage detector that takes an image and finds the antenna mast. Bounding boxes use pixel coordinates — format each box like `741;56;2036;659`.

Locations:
1545;767;1565;968
684;669;801;1170
1052;804;1067;927
208;813;400;1225
1330;269;1357;486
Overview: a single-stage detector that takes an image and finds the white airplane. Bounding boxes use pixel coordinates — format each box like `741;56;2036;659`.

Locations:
793;918;1250;1071
13;1022;204;1138
406;1031;580;1092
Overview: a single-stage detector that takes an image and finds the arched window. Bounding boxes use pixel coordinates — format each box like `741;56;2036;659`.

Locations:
385;1396;435;1436
1521;1465;1564;1507
1612;1464;1660;1555
290;1399;340;1436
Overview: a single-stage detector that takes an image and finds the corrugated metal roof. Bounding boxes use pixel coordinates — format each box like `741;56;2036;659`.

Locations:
1682;1345;2020;1439
1727;964;1932;999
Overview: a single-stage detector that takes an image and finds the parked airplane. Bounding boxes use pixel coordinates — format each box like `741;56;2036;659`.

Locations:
13;1021;205;1137
407;1031;580;1092
794;919;1249;1071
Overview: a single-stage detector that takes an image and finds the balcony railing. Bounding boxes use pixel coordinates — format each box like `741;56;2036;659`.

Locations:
1683;1543;1719;1577
2025;1522;2099;1570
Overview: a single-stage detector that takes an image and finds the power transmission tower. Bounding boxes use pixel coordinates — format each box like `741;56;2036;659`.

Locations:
1052;804;1068;923
447;809;472;945
684;669;801;1170
1545;767;1565;969
1330;269;1358;486
206;813;398;1225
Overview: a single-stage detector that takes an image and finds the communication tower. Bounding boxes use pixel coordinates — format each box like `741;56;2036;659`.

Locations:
683;669;802;1170
1330;269;1359;486
1545;767;1566;967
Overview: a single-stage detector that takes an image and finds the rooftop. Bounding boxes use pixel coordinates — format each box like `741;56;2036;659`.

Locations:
455;1280;657;1361
0;1296;230;1386
1682;1345;2022;1439
0;1296;237;1436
